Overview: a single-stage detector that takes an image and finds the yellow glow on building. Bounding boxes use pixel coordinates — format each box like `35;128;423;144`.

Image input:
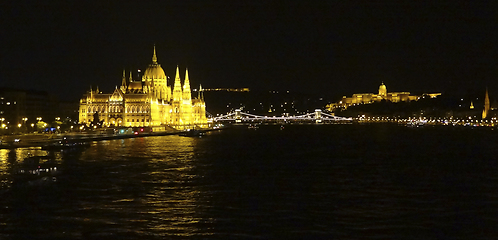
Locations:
327;82;442;110
79;46;208;130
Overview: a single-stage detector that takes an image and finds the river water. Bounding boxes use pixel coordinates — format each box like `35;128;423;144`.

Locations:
1;124;498;239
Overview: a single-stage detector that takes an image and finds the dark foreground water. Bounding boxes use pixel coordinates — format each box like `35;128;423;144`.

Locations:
1;124;498;239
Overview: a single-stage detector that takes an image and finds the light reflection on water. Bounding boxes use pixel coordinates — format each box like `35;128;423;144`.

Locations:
0;135;213;238
75;135;212;238
2;126;498;239
0;148;63;190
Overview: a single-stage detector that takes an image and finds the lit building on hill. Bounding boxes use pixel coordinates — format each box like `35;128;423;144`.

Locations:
79;46;207;130
327;82;441;110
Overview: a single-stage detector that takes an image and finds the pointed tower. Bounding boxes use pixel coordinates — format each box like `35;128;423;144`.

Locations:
122;69;126;85
197;83;207;126
171;66;183;126
142;45;167;99
182;69;193;127
120;69;127;92
183;69;192;101
482;88;490;119
198;84;204;100
152;44;158;64
173;66;183;102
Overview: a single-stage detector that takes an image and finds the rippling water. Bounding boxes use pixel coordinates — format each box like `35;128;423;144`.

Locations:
1;124;498;239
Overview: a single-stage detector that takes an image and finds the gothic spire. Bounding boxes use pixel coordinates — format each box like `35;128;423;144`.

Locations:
183;68;191;101
129;71;133;82
122;69;126;86
173;65;183;102
152;44;157;64
199;84;204;100
175;65;180;82
183;69;190;90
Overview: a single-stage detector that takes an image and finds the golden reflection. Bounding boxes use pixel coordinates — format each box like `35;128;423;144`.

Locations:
147;188;205;236
141;135;212;237
1;136;212;237
0;148;62;189
0;148;54;163
0;149;10;177
73;135;211;236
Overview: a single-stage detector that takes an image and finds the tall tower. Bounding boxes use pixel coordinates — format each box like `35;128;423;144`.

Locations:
172;66;183;126
482;88;490;119
152;44;158;64
198;84;204;100
172;66;183;102
142;45;168;99
120;69;127;92
182;69;193;126
192;84;207;126
183;69;192;101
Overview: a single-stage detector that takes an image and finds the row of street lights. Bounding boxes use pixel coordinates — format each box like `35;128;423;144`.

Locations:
0;116;61;132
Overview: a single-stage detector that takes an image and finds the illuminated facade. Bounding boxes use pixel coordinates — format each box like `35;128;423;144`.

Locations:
327;82;441;110
79;47;207;130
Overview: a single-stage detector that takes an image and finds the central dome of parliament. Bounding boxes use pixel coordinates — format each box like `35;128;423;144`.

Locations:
143;46;166;80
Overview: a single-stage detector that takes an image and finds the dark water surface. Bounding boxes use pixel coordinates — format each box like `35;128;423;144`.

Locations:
1;124;498;239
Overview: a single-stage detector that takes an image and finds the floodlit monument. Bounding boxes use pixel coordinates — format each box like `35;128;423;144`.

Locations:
79;46;207;130
327;82;441;110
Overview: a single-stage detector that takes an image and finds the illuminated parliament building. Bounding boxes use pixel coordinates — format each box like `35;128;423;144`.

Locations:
79;47;207;130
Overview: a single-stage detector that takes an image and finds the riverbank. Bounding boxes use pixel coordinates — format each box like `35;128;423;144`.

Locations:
0;128;222;149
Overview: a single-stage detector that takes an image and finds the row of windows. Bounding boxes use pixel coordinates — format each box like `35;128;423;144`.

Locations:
84;105;151;113
129;119;149;122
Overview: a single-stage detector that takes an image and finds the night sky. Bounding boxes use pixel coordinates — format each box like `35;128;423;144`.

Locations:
1;1;496;101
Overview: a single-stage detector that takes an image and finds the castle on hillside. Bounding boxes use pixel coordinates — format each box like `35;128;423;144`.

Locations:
327;82;441;110
79;46;207;130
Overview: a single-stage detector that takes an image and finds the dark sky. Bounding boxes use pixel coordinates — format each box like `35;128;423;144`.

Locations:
0;1;496;101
